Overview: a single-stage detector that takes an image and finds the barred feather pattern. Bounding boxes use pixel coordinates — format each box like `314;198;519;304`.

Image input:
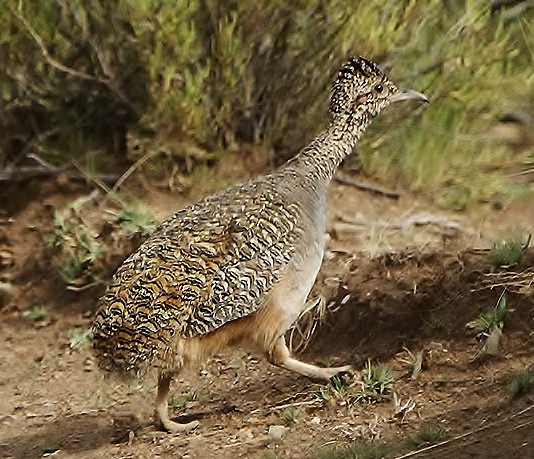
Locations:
92;177;301;375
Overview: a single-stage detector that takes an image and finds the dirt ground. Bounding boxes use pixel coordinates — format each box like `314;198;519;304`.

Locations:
1;172;534;459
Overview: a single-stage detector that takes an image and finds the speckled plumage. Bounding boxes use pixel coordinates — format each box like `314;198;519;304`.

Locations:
92;56;427;432
93;180;301;374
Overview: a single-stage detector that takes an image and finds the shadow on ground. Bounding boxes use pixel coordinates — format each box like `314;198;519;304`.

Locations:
1;413;129;458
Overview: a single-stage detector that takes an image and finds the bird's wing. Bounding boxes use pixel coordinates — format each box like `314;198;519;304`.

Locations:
92;182;301;373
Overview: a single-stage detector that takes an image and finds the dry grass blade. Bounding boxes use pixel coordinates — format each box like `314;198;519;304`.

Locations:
98;149;160;207
477;269;534;294
288;296;327;353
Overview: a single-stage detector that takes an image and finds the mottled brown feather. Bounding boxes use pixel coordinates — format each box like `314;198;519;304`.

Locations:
92;176;301;375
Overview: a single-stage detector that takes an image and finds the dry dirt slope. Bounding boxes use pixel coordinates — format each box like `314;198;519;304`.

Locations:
1;179;534;458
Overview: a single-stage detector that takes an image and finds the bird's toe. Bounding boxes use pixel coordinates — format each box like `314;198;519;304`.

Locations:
161;419;200;434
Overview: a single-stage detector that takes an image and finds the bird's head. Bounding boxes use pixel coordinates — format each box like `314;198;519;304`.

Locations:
329;56;428;141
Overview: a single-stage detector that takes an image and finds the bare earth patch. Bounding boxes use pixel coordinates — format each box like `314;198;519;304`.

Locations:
1;178;533;458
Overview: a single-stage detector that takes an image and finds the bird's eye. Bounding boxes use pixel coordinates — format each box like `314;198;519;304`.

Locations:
374;84;384;93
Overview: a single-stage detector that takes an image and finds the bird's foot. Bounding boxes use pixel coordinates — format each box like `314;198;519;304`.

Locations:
269;337;356;382
158;417;199;434
322;364;354;380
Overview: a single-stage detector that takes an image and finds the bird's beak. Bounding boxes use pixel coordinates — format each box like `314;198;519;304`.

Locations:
389;89;429;103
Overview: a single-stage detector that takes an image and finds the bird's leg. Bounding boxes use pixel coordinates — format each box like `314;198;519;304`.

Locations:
155;373;199;433
268;336;353;381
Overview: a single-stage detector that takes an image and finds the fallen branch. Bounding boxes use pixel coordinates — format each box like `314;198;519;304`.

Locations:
334;175;401;199
0;166;119;185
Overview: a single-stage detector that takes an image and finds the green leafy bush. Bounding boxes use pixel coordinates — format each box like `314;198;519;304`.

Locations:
2;1;533;208
1;0;147;166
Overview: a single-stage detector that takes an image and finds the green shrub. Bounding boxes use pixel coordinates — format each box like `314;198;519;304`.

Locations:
2;1;533;208
1;0;147;166
46;195;155;287
47;205;103;285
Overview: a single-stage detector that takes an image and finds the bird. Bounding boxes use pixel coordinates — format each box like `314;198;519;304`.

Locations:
92;56;428;433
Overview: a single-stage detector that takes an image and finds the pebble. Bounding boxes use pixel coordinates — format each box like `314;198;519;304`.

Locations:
268;425;286;440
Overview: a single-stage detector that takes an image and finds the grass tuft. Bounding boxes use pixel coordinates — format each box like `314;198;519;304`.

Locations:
23;304;49;322
508;368;534;398
261;453;279;459
422;310;444;333
109;203;156;238
488;235;530;268
169;391;198;409
315;363;395;407
68;327;93;350
316;440;394;459
467;293;508;336
281;405;301;425
408;425;443;449
361;360;395;397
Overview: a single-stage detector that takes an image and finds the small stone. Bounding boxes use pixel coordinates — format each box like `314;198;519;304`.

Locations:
239;427;254;439
146;431;168;441
311;416;321;425
484;328;502;356
244;416;260;424
268;425;286;440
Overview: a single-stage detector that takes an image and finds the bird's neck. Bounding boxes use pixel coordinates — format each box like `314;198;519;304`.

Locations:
285;127;362;183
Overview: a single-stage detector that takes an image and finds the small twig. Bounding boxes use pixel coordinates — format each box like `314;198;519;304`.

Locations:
26;153;56;170
70;161;115;198
66;281;101;292
270;400;319;411
522;233;532;251
100;149;160;206
334;175;401;199
504;167;534;178
0;166;119;185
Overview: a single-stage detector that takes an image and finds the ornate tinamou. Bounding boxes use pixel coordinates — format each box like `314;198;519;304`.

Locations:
92;56;428;432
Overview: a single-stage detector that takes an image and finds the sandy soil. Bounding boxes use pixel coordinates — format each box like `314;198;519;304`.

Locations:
1;174;534;459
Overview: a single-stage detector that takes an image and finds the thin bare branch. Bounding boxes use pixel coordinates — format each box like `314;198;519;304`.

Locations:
9;5;139;115
334;174;401;199
100;149;160;206
9;7;104;84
